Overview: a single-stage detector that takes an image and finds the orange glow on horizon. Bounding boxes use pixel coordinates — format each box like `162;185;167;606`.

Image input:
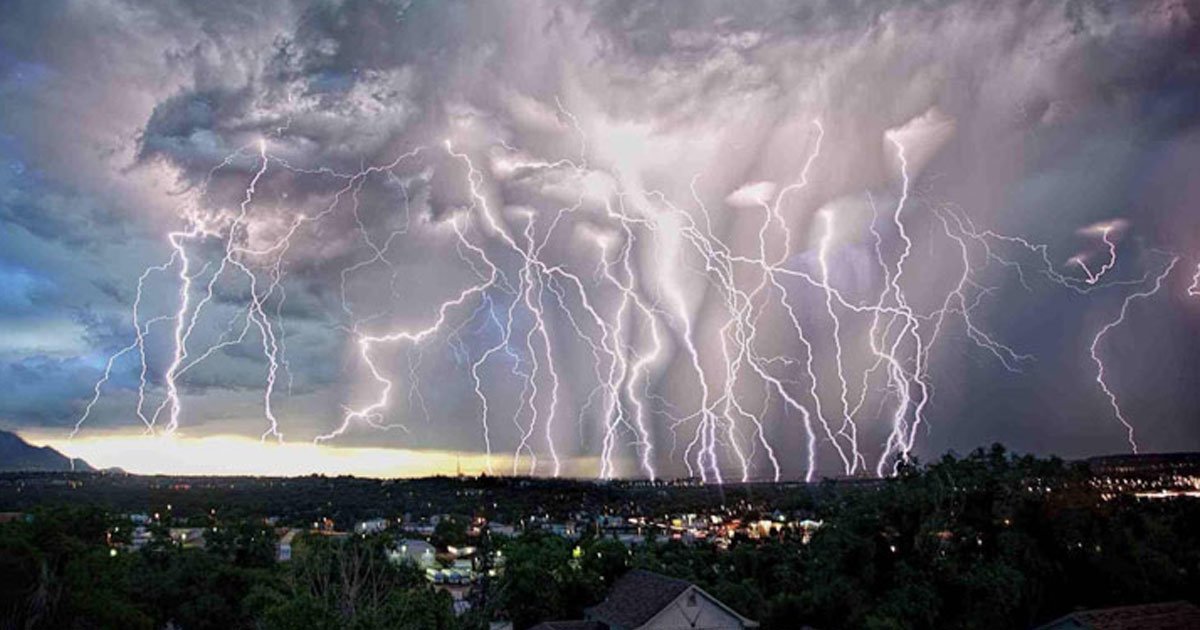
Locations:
21;431;540;478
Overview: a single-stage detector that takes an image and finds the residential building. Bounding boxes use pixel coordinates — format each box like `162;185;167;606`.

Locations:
276;529;299;562
1035;601;1200;629
533;569;758;630
388;539;436;569
355;518;389;535
545;521;579;539
0;512;29;524
131;526;152;549
168;527;206;549
488;522;517;537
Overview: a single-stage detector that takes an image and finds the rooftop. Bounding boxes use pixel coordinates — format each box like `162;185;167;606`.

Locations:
1037;601;1200;630
529;622;605;630
585;569;692;628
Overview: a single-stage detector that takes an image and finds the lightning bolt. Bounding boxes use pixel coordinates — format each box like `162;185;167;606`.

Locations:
1071;224;1119;285
71;98;1187;484
1090;255;1179;452
817;211;865;473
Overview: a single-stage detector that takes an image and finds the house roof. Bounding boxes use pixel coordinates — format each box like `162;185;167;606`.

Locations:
1037;601;1200;629
585;569;692;628
529;622;605;630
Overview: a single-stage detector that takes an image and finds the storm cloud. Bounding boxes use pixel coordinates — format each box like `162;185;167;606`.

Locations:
2;0;1199;478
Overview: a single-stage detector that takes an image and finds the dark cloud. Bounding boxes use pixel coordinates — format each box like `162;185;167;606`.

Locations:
2;0;1199;477
0;354;114;428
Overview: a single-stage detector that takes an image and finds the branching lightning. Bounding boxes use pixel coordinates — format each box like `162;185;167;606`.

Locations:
72;102;1189;482
1089;256;1179;452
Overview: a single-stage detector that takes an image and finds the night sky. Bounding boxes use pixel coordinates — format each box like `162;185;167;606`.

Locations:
2;0;1199;479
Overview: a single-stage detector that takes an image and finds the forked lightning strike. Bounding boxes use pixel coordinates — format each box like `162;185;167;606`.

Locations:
73;106;1191;482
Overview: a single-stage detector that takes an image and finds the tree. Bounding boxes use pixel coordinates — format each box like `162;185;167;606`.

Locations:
432;515;469;548
264;533;456;630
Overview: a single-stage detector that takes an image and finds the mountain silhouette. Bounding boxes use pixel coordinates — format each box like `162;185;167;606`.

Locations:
0;430;93;472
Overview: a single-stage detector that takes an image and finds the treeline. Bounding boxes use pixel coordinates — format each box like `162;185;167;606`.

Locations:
0;472;819;528
491;446;1199;628
2;445;1198;629
0;509;460;630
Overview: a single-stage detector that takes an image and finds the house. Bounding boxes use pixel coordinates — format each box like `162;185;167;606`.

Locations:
276;529;299;562
596;515;626;529
131;526;152;549
797;519;823;544
1035;601;1200;629
488;522;517;537
168;527;206;549
404;518;439;536
615;532;648;546
533;569;758;630
545;521;579;539
355;518;389;535
388;539;437;568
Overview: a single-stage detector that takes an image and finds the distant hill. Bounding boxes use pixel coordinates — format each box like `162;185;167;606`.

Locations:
0;430;93;472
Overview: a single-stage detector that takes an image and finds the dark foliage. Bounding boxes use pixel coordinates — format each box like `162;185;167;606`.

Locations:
486;446;1199;629
1;445;1197;629
0;510;459;630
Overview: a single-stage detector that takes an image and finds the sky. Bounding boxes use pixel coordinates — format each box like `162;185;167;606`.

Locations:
2;0;1200;480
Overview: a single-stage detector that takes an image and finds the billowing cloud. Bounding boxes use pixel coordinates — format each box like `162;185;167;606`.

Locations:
2;0;1199;478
